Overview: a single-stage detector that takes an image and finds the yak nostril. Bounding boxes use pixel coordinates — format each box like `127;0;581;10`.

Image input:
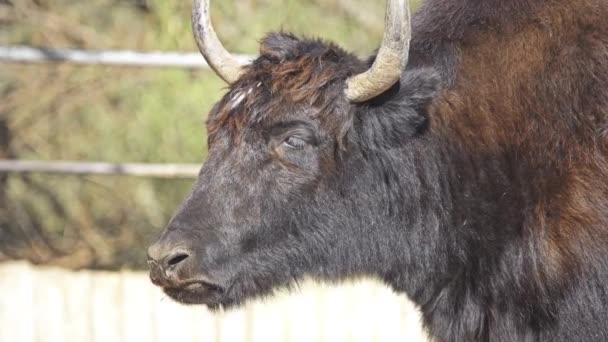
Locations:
166;252;190;268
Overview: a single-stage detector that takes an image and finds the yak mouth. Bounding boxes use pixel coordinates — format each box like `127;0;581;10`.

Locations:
161;280;226;306
148;260;230;307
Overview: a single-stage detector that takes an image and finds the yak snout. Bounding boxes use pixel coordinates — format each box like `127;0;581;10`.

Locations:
146;216;227;297
147;242;192;287
147;235;195;286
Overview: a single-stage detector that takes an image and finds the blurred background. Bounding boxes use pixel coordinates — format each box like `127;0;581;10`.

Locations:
0;0;427;341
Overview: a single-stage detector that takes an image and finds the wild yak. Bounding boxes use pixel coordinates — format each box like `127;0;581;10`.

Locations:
148;0;608;340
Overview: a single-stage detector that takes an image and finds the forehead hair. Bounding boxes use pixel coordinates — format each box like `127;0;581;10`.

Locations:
207;32;366;143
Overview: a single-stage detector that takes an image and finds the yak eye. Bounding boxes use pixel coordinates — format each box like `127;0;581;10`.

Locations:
283;136;306;149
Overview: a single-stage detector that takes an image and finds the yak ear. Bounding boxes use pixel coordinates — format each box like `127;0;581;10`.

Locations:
356;68;441;148
259;32;301;60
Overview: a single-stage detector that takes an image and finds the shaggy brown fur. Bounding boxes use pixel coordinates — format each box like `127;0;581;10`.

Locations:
207;34;364;146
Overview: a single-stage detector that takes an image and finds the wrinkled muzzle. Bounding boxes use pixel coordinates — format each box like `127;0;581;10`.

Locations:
146;150;267;305
147;209;228;302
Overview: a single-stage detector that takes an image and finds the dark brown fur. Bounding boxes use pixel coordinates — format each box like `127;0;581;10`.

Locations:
207;34;363;146
409;0;608;339
428;0;608;276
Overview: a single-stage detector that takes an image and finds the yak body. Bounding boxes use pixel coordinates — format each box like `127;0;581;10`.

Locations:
148;0;608;340
405;0;608;340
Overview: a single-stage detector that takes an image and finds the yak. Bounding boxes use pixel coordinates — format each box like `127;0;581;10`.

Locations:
148;0;608;340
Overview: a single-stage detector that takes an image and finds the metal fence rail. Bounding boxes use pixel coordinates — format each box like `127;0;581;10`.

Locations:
0;46;254;68
0;160;200;178
1;45;251;177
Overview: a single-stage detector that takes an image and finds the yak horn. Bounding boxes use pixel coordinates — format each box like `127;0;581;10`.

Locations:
192;0;244;84
345;0;411;103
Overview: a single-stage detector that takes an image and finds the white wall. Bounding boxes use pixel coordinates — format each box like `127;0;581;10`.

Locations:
0;261;429;342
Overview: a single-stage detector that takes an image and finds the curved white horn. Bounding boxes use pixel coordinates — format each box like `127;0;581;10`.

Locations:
345;0;411;102
192;0;245;84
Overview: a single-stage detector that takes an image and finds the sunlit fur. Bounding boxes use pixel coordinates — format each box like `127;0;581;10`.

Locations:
151;0;608;340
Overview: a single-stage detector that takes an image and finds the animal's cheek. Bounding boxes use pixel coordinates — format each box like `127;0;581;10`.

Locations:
280;157;322;185
231;199;263;226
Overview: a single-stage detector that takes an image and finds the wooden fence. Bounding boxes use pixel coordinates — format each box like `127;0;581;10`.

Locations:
0;261;429;342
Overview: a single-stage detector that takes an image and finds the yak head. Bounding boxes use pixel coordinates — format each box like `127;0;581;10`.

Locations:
148;0;440;308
